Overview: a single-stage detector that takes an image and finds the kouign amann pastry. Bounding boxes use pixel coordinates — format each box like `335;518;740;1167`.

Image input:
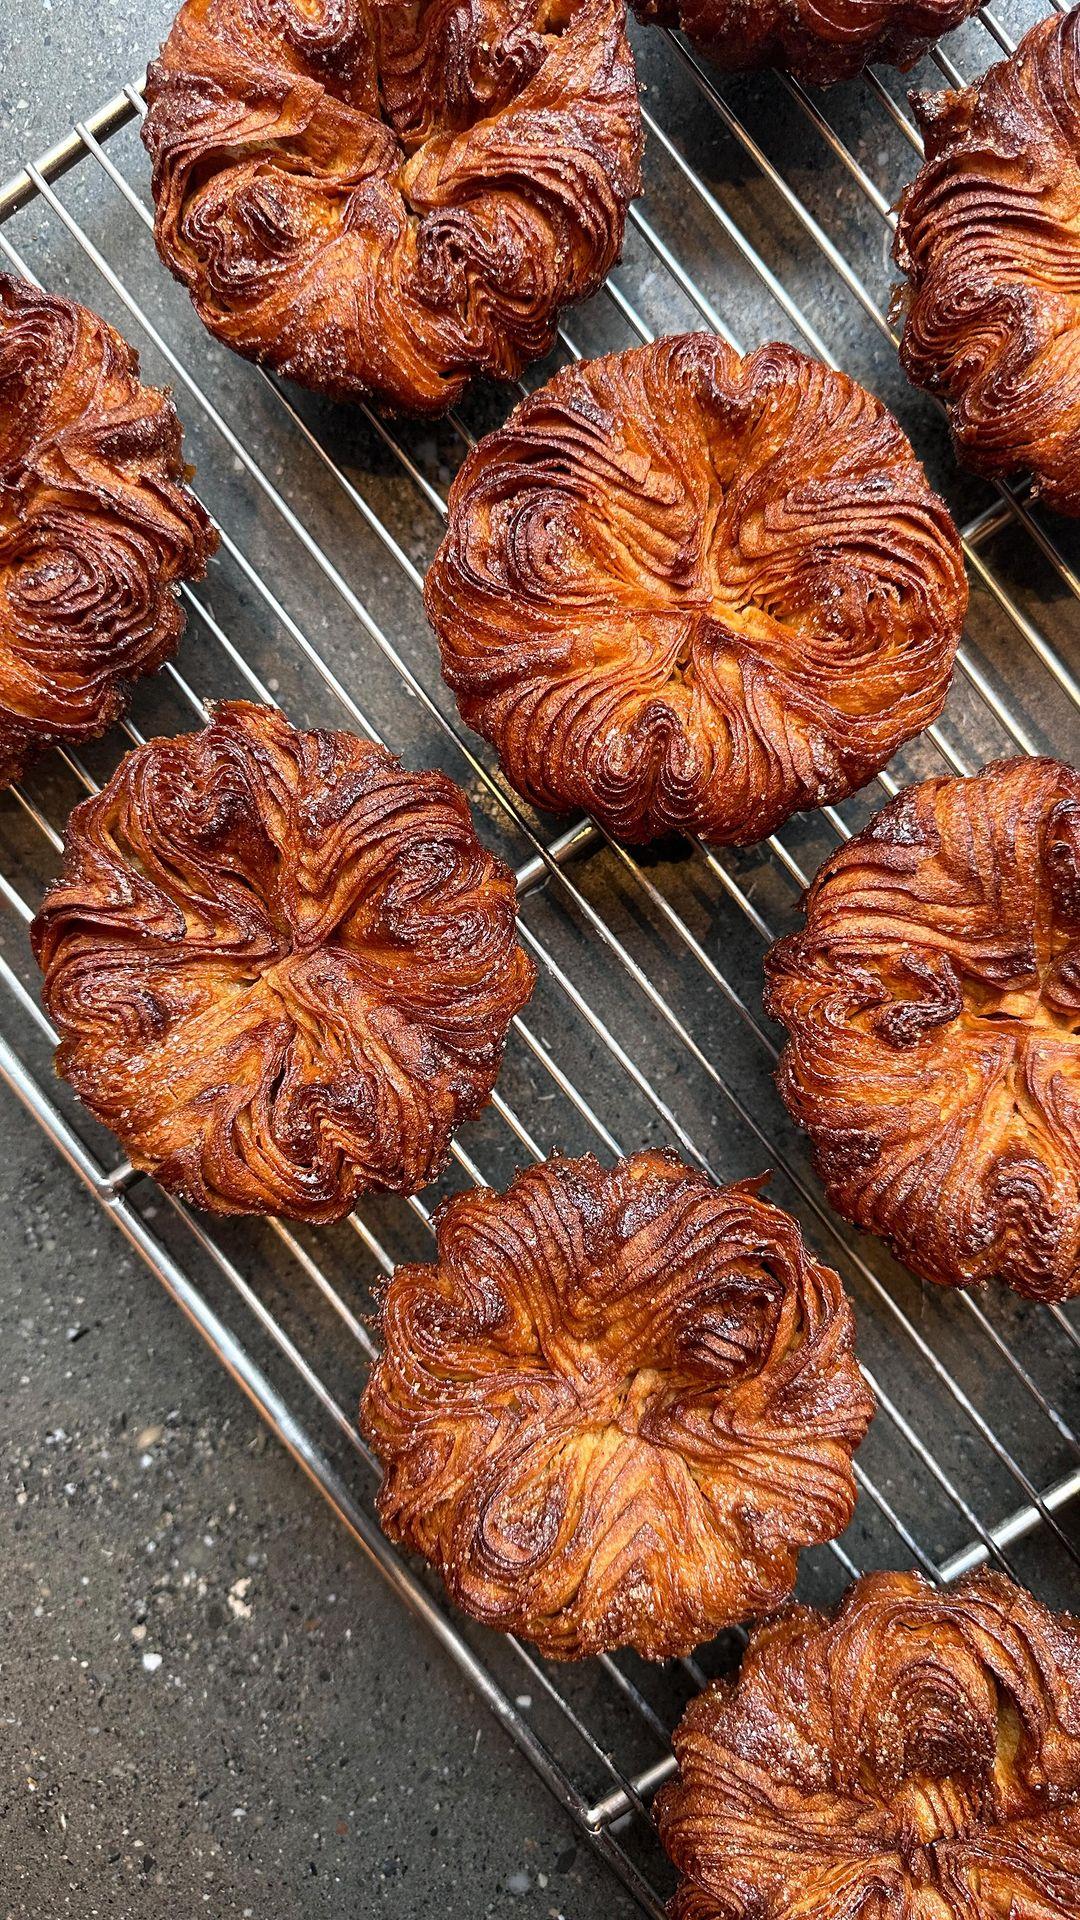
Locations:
143;0;643;413
657;1568;1080;1920
32;701;536;1220
633;0;983;87
0;273;214;787
765;758;1080;1301
361;1149;874;1659
427;335;967;845
895;9;1080;514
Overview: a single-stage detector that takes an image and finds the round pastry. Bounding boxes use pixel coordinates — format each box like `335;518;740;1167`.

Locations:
633;0;983;86
360;1149;874;1660
764;757;1080;1303
31;701;536;1221
142;0;643;415
425;335;967;846
656;1568;1080;1920
0;272;215;789
894;9;1080;516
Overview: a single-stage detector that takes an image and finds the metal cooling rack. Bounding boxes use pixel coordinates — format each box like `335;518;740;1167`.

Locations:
2;5;1079;1908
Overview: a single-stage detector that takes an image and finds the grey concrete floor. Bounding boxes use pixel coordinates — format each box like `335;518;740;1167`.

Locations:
0;1084;636;1919
0;9;638;1917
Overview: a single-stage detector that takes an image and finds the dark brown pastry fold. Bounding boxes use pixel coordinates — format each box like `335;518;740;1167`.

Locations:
142;0;643;414
426;335;967;846
360;1149;874;1660
894;9;1080;515
765;757;1080;1301
657;1569;1080;1920
32;701;536;1220
0;273;215;787
634;0;982;86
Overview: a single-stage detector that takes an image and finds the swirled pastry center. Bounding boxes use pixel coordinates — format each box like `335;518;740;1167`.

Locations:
538;438;915;719
32;701;535;1220
657;1571;1080;1920
845;1683;1033;1868
871;897;1080;1053
427;335;966;846
844;795;1080;1141
361;1150;873;1660
765;756;1080;1299
142;0;642;411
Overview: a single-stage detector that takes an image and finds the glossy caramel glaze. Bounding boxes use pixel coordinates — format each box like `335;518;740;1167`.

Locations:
361;1149;874;1660
895;9;1080;515
142;0;643;414
0;273;214;787
426;335;967;845
765;758;1080;1301
657;1569;1080;1920
32;701;536;1220
634;0;982;85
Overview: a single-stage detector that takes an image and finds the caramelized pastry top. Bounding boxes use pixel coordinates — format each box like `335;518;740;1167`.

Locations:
360;1150;874;1660
0;272;214;787
31;701;535;1221
426;335;967;845
634;0;983;86
764;757;1080;1301
142;0;642;414
657;1569;1080;1920
894;9;1080;515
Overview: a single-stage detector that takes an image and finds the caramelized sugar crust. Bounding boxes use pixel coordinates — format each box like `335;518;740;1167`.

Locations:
633;0;983;86
0;272;215;787
32;701;536;1220
765;757;1080;1301
657;1569;1080;1920
361;1149;874;1660
895;9;1080;515
142;0;643;413
426;335;967;845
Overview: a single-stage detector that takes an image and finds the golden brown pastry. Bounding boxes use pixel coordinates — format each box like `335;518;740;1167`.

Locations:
764;758;1080;1303
31;701;536;1221
360;1150;874;1660
894;10;1080;516
0;273;215;788
425;335;967;846
656;1569;1080;1920
142;0;643;415
633;0;983;86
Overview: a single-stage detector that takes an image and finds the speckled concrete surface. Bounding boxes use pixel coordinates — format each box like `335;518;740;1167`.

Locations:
1;0;160;168
1;1082;642;1918
0;12;638;1918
